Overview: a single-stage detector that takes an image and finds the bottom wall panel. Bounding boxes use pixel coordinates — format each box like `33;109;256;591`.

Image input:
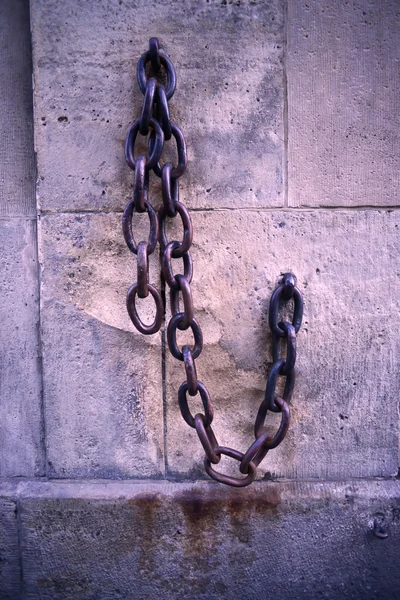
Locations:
0;489;20;600
1;479;400;600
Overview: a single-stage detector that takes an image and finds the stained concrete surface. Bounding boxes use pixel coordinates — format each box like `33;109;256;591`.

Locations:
1;478;399;600
0;486;20;600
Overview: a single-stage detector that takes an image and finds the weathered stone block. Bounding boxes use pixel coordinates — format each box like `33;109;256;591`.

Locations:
40;214;164;478
287;0;400;207
0;0;42;477
0;483;20;600
0;0;35;217
164;209;400;479
30;0;284;212
15;479;400;600
0;220;42;476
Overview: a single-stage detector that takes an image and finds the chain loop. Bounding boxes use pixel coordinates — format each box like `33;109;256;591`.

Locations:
178;381;214;428
136;241;149;299
242;399;290;473
132;155;148;213
262;359;296;414
194;414;220;464
182;345;197;396
151;123;187;178
240;435;269;474
269;277;303;338
170;274;194;329
281;272;295;300
148;37;161;73
137;48;176;100
156;85;172;141
204;447;257;488
162;242;193;290
125;117;164;171
161;162;178;217
122;198;158;255
167;314;203;360
272;322;296;375
123;40;304;485
139;78;157;136
159;201;193;257
126;283;163;335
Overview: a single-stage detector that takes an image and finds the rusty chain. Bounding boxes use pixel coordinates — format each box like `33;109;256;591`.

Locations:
123;39;303;487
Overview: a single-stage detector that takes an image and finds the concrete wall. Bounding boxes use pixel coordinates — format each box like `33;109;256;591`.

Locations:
1;0;399;598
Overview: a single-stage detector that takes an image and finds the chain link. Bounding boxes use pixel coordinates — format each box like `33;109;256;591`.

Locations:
123;39;304;487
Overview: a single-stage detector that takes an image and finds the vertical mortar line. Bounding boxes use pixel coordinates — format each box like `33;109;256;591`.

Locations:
160;258;169;478
28;0;47;477
34;211;48;477
161;330;168;478
15;491;25;599
283;0;289;208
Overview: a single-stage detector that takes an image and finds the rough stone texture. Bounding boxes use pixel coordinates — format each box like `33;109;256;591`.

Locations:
165;209;400;480
3;478;397;600
0;0;36;217
30;0;284;212
0;483;20;600
0;220;43;476
0;0;42;478
39;213;164;478
287;0;400;207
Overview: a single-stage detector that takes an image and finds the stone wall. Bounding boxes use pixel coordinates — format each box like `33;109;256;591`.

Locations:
1;0;399;598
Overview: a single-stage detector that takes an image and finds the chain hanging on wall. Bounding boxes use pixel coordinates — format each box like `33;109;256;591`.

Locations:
122;38;303;487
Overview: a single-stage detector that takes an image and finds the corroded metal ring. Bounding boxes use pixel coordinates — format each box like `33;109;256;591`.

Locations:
269;276;303;338
204;447;257;488
170;274;194;330
241;399;290;473
272;322;296;375
156;84;172;140
133;155;148;213
240;433;270;474
178;381;213;428
159;201;193;257
149;37;161;73
161;162;178;217
162;242;193;291
136;241;149;299
183;345;197;396
151;123;187;178
137;48;176;99
139;78;157;136
122;198;158;255
255;396;291;440
167;313;203;360
194;414;220;464
263;359;295;413
125;117;164;171
126;283;163;335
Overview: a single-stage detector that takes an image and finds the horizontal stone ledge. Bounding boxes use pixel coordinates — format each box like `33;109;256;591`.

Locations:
38;206;400;215
1;477;400;502
2;477;400;600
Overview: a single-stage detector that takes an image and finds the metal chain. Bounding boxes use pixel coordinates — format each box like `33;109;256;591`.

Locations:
123;39;303;487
